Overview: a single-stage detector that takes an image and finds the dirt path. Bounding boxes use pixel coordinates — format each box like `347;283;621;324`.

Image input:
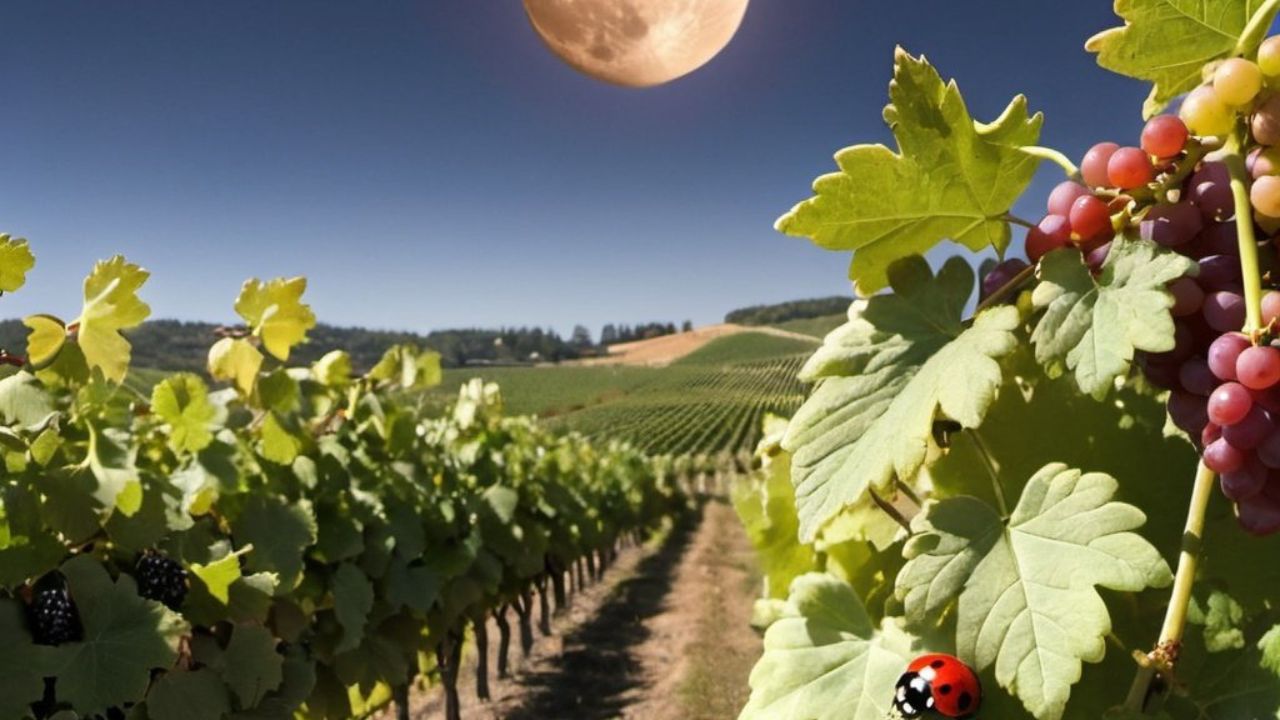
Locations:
391;498;761;720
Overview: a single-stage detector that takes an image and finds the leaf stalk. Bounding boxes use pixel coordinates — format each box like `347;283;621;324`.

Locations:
1019;145;1080;179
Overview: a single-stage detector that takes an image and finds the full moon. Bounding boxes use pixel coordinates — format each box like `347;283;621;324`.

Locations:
523;0;749;88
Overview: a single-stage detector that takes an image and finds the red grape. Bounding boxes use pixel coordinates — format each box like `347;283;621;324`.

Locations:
1141;115;1189;158
1224;406;1273;448
1204;437;1246;473
1203;291;1246;332
1107;147;1154;189
1208;381;1253;426
1179;357;1217;395
1069;195;1111;238
1237;345;1280;390
1208;333;1251;380
1169;389;1210;434
1221;457;1268;500
1262;290;1280;326
1141;203;1202;247
1169;277;1205;317
1236;488;1280;535
981;259;1029;300
1026;214;1072;262
1259;428;1280;467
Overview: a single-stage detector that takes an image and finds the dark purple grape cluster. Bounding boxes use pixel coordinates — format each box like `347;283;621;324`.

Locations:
27;574;82;646
134;551;188;610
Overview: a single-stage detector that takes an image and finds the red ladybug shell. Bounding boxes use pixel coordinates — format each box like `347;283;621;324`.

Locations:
895;653;982;719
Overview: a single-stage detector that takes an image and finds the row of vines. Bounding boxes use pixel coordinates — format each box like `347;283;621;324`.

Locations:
732;1;1280;719
0;239;686;719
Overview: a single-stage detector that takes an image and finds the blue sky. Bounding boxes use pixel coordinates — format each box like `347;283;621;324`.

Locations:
0;2;1168;336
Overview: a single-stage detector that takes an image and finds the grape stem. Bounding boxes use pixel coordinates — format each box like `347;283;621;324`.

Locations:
1002;213;1037;230
1019;145;1080;179
1224;131;1265;336
1123;461;1217;713
869;487;915;533
1235;0;1280;57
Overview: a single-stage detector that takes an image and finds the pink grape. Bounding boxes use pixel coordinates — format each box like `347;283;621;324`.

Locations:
1258;429;1280;467
981;259;1029;300
1069;195;1111;238
1236;488;1280;536
1081;142;1119;187
1141;115;1189;158
1107;147;1154;189
1262;290;1280;326
1047;181;1091;217
1236;345;1280;390
1188;162;1234;221
1197;255;1244;290
1253;93;1280;146
1204;437;1246;473
1203;422;1223;447
1085;242;1111;273
1169;390;1210;433
1208;382;1253;426
1208;333;1251;380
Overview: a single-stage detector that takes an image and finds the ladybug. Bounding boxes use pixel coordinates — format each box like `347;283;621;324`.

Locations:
892;653;982;719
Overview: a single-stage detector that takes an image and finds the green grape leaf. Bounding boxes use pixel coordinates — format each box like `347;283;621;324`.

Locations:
896;463;1173;720
1259;624;1280;678
221;624;284;708
72;255;151;383
312;350;352;388
231;496;316;594
151;373;217;454
369;344;443;389
230;643;315;720
775;49;1042;293
1032;242;1196;397
208;337;264;396
333;563;373;654
23;314;67;369
258;412;302;465
1187;590;1246;653
148;669;232;720
1086;0;1280;117
233;276;316;361
0;371;56;429
0;235;35;292
86;421;143;517
730;447;818;598
50;556;188;716
739;573;917;720
782;256;1019;541
0;599;58;719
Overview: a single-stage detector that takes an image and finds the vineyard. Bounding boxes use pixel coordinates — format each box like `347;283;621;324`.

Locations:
0;238;688;720
425;332;814;457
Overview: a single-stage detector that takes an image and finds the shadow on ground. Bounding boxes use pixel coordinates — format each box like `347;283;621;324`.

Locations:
499;507;701;720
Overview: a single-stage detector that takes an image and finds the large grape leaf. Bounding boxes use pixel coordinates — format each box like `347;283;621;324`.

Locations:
221;624;284;708
23;314;67;369
1032;241;1195;398
739;573;917;720
895;464;1172;720
332;563;373;653
730;445;818;599
151;373;217;454
72;255;151;383
1086;0;1279;117
775;48;1041;293
148;669;232;720
50;556;188;716
234;277;316;361
86;421;143;517
231;496;317;594
0;371;56;429
0;599;58;719
782;256;1019;541
0;234;35;293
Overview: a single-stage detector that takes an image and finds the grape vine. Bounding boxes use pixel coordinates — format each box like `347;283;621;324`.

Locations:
0;239;685;719
735;2;1280;718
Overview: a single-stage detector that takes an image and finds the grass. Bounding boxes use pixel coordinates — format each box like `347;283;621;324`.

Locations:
768;313;846;338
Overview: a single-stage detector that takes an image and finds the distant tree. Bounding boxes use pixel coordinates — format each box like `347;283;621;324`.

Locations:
571;325;593;347
681;320;693;332
664;322;677;335
601;324;618;345
724;296;850;325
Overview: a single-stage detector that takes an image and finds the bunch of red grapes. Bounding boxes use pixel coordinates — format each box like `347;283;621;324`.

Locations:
981;41;1280;535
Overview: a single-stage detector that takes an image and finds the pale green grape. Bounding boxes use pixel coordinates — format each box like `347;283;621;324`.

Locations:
1251;174;1280;217
1180;85;1235;137
1214;58;1263;105
1259;36;1280;78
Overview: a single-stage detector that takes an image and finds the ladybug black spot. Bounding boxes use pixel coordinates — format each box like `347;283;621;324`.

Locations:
958;692;974;711
931;659;946;669
938;684;952;695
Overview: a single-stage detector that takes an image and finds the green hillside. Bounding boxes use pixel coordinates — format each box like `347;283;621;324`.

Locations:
769;313;846;338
